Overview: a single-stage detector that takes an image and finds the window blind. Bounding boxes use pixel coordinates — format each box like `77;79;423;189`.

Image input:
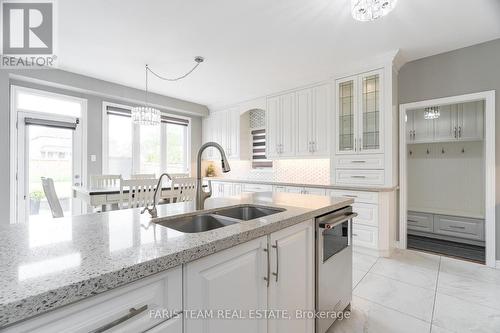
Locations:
106;105;189;126
251;129;272;168
24;117;79;130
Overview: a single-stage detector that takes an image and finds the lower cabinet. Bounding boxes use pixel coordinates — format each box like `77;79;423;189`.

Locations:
5;267;183;333
184;220;314;333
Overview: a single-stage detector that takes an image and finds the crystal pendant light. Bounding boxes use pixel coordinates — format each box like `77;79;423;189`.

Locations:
351;0;398;22
424;106;440;120
131;57;204;126
131;65;161;126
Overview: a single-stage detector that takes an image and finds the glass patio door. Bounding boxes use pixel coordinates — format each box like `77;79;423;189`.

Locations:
18;114;83;223
13;86;85;223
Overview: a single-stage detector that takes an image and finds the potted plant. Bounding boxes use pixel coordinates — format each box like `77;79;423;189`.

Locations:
206;163;216;177
30;190;44;215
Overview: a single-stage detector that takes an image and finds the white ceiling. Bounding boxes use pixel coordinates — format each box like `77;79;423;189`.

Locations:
57;0;500;109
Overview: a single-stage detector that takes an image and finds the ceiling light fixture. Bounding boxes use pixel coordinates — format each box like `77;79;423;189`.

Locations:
351;0;398;22
424;106;440;120
131;56;204;125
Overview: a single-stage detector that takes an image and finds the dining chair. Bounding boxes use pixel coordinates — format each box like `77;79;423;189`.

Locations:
130;173;156;180
170;177;197;203
41;177;64;218
120;178;158;209
90;174;122;188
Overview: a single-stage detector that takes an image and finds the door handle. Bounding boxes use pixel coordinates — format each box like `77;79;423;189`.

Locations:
90;305;148;333
263;243;270;287
272;240;279;282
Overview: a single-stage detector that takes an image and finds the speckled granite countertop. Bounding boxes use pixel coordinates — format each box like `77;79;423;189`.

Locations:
204;177;398;192
0;192;352;328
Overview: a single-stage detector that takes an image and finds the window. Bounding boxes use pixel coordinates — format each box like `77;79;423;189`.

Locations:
103;103;190;177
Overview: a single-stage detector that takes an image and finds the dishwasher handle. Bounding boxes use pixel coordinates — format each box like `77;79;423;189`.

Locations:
318;212;357;229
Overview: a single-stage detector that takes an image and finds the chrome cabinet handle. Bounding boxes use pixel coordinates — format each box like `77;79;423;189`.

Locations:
458;126;462;138
263;243;270;287
354;138;357;152
449;225;466;230
454;127;457;138
351;175;366;179
407;219;418;223
308;141;312;153
90;305;148;333
272;240;279;282
359;138;362;151
351;160;366;163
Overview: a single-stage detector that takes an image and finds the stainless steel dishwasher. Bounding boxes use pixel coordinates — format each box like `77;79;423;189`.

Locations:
315;206;357;333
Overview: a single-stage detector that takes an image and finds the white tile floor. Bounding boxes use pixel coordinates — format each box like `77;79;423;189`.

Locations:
327;249;500;333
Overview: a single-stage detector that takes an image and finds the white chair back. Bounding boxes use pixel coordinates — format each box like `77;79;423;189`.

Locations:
130;173;156;180
170;177;197;203
41;177;64;218
120;179;157;209
91;174;122;188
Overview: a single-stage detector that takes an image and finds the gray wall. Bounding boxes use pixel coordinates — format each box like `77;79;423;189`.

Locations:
0;69;205;224
398;38;500;259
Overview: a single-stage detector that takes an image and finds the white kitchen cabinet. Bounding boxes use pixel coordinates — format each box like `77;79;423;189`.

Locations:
184;220;314;333
266;93;296;158
184;237;269;333
202;108;246;160
5;267;182;333
296;84;331;157
335;70;383;155
268;220;314;333
146;316;183;333
431;105;454;142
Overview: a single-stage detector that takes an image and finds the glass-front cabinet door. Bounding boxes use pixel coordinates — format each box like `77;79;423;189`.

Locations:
360;71;382;152
336;77;357;153
335;70;383;155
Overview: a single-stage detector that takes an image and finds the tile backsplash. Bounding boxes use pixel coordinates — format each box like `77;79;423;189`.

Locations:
205;159;330;185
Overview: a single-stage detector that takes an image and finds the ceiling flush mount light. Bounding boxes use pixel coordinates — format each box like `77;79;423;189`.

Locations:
132;56;204;125
424;106;440;120
351;0;398;22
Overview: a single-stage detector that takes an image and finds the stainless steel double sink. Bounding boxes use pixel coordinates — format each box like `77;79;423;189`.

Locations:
155;205;285;233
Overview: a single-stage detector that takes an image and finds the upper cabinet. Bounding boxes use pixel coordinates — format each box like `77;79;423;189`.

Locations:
268;83;331;159
296;84;331;156
266;92;297;158
202;108;249;160
407;101;484;144
335;69;383;155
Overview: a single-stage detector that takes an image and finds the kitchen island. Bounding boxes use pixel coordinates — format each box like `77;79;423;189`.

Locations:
0;192;353;332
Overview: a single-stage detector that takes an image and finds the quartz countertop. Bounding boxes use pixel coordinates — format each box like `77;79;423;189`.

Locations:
204;177;398;192
0;192;352;328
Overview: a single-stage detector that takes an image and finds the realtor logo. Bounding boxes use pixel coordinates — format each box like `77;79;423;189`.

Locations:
1;0;56;67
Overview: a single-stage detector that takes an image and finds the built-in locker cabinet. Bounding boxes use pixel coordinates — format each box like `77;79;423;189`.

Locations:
408;101;484;144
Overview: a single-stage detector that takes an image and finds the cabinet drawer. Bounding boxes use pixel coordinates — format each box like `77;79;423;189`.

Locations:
434;215;484;241
335;169;384;186
6;267;182;333
352;203;378;227
328;189;378;204
407;211;433;233
352;225;378;249
303;187;326;196
335;155;384;169
146;315;182;333
242;184;273;192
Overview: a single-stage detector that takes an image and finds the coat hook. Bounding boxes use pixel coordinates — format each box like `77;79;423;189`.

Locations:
409;150;413;156
442;148;445;154
426;148;430;155
462;147;465;153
